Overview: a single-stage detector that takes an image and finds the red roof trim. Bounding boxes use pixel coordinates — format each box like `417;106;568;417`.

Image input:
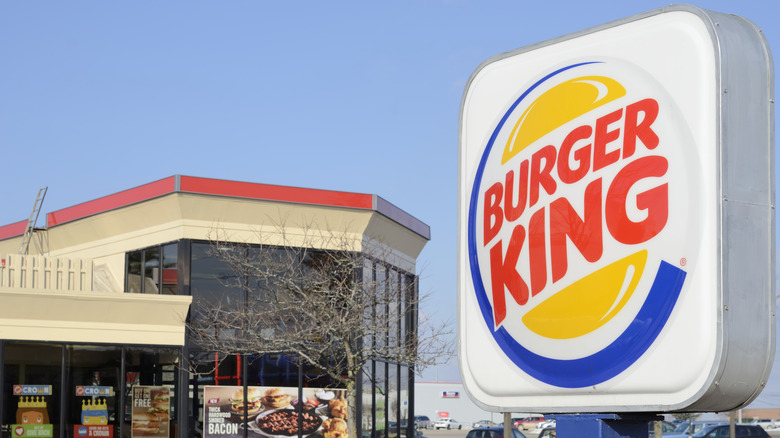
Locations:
0;220;29;241
47;177;177;226
1;176;428;240
178;176;374;210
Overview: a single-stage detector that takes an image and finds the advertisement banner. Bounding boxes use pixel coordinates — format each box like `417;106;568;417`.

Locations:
74;425;113;438
131;386;170;438
11;425;53;438
203;386;347;438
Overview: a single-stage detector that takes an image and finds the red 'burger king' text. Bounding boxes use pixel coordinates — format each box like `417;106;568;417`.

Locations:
483;98;668;325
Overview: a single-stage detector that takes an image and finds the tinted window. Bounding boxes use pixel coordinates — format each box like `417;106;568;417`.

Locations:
738;425;769;437
126;242;179;294
467;431;499;438
675;422;689;433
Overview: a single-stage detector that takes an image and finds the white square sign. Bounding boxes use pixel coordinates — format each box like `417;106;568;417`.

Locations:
458;5;774;413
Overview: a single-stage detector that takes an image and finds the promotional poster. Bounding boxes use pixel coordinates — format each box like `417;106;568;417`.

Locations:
131;386;171;438
74;383;115;438
12;385;53;438
203;386;347;438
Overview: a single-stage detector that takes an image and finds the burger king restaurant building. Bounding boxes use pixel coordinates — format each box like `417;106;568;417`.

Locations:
0;176;430;438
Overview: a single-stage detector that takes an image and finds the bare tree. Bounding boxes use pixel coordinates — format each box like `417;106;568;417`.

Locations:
187;221;453;438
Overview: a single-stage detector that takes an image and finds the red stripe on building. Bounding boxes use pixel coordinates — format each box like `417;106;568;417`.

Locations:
0;220;29;240
178;176;374;209
47;177;177;226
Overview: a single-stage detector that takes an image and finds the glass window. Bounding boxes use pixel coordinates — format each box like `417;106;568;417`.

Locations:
399;366;409;433
127;251;143;293
3;344;184;438
374;263;387;352
402;274;416;359
388;270;400;356
387;364;399;435
124;347;179;438
361;362;374;438
3;343;63;438
190;243;244;331
375;362;387;438
256;354;295;387
407;275;420;359
161;243;178;295
126;243;179;294
245;246;299;339
66;346;121;438
125;243;179;295
143;247;161;294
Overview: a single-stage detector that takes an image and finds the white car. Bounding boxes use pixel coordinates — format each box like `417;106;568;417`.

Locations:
536;420;556;430
751;419;775;430
434;419;462;430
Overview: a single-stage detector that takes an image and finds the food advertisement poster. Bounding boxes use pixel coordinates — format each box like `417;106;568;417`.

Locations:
131;386;170;438
203;386;347;438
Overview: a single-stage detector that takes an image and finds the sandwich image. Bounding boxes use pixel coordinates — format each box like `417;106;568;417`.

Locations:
231;388;263;415
132;412;160;435
149;391;170;420
261;387;291;409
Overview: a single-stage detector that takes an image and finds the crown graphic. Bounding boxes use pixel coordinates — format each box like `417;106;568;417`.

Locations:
81;399;107;412
18;396;46;408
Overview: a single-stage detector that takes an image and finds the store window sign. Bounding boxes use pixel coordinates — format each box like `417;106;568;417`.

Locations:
14;385;52;396
203;385;348;438
74;425;112;438
76;384;115;437
12;425;52;438
131;386;170;438
13;395;53;438
76;386;114;397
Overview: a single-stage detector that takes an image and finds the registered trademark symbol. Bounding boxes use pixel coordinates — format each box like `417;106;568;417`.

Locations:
680;258;687;266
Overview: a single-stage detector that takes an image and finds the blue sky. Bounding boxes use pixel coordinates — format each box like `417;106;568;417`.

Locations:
2;0;779;410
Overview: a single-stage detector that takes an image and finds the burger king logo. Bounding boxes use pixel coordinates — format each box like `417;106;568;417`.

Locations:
467;60;701;388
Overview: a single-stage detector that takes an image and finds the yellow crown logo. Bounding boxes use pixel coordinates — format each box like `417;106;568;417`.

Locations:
18;397;46;408
81;399;107;412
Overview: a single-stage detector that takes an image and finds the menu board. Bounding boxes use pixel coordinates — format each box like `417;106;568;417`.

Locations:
131;386;170;438
203;386;347;438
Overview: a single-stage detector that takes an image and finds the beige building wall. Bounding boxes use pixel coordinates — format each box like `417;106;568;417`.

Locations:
0;176;430;348
0;192;428;293
741;409;780;422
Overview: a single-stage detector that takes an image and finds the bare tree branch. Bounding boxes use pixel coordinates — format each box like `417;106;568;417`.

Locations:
186;220;453;438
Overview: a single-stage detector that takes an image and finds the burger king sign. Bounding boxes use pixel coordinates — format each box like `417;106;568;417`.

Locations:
458;5;774;413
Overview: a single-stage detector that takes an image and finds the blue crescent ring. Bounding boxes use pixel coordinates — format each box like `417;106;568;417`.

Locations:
467;61;687;388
